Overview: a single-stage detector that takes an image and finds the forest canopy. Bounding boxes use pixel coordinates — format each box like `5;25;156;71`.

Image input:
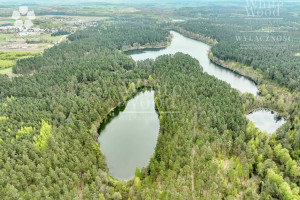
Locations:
0;7;299;200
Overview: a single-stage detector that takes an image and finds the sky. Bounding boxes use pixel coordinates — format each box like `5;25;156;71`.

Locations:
0;0;298;7
0;0;250;6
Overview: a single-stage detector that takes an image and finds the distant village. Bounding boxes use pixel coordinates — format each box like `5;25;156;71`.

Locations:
0;16;98;37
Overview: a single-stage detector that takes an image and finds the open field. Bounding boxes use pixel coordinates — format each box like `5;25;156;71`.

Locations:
0;33;67;52
0;33;15;42
0;67;16;77
36;15;108;22
36;6;141;16
0;38;52;52
0;51;40;76
0;60;15;69
0;10;107;53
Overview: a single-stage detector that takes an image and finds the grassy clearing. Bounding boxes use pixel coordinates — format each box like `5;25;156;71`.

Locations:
38;34;64;42
24;33;68;43
1;18;14;22
36;15;107;22
33;19;68;29
0;60;15;69
0;51;40;72
0;51;40;60
0;66;12;74
0;33;15;42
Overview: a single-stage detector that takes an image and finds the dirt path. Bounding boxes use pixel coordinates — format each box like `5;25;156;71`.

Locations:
58;35;68;43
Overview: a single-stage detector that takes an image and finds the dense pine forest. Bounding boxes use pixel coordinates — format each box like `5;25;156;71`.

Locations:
177;19;300;91
173;5;300;199
0;5;299;200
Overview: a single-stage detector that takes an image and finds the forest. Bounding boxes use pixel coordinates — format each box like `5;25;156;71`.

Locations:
0;6;299;200
175;9;300;91
173;6;300;199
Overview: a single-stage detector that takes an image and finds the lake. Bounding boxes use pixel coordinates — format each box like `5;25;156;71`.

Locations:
98;89;159;180
246;109;286;134
98;31;275;180
128;31;259;95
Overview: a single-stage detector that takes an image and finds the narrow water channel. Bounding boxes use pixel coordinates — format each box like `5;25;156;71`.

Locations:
98;89;159;180
127;31;259;95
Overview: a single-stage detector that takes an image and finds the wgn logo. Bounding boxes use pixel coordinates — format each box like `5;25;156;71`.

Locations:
12;6;36;29
245;0;284;19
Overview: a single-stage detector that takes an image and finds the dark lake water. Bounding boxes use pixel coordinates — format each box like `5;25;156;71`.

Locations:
98;89;159;180
128;31;259;95
246;110;286;134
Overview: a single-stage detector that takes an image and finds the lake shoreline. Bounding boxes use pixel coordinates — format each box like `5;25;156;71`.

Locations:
173;28;294;119
121;34;173;52
129;30;259;95
144;28;288;134
173;27;260;92
97;86;157;134
172;27;216;46
208;55;259;88
97;87;160;180
246;109;286;134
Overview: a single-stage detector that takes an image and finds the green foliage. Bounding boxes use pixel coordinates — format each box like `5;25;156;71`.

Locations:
128;82;136;92
0;21;169;199
98;193;105;200
16;126;35;139
135;52;251;199
33;120;52;150
176;9;300;199
33;19;67;29
148;74;154;85
134;167;142;178
274;144;291;164
178;17;300;91
0;10;299;199
266;169;300;200
6;96;15;102
0;116;8;121
51;30;70;36
18;126;35;135
0;60;15;69
0;51;40;70
0;51;40;60
133;177;141;190
148;75;153;82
